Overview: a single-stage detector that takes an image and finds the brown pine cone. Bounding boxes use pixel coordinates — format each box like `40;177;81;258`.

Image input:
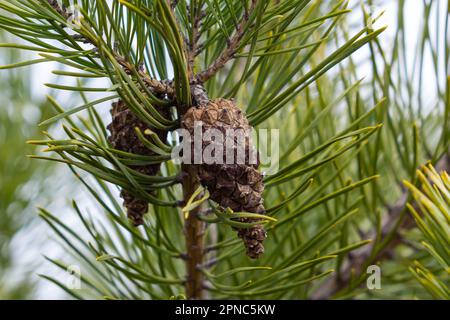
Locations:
182;98;267;259
107;100;169;226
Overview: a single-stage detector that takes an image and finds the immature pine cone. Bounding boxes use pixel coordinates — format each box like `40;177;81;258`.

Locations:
182;98;267;259
107;100;168;226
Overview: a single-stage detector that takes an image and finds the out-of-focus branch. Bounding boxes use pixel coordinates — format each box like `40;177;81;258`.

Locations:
312;154;450;300
195;0;257;83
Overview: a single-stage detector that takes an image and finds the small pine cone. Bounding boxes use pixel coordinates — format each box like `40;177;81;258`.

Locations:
182;98;267;259
120;190;148;226
107;100;169;226
238;224;266;259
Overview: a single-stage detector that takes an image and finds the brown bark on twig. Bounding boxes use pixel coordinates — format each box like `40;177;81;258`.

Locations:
45;0;174;98
182;164;205;299
180;85;210;299
195;0;257;83
186;4;204;79
115;56;175;97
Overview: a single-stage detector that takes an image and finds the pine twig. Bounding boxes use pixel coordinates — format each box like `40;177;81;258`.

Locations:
46;0;174;97
195;0;257;83
115;56;175;97
187;2;205;79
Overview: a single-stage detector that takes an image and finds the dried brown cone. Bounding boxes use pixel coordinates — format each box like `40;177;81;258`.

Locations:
181;98;267;259
107;100;169;226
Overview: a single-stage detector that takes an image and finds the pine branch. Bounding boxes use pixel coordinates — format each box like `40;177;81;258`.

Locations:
46;0;174;97
186;2;205;79
115;56;174;97
312;154;450;299
195;0;257;83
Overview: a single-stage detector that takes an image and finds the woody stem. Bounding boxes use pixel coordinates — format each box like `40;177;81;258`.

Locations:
182;165;205;299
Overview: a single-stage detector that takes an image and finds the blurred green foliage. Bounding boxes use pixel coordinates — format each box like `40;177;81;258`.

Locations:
0;32;53;299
